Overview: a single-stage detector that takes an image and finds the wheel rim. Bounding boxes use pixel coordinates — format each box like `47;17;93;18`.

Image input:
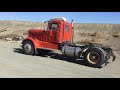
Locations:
24;43;32;54
87;51;100;64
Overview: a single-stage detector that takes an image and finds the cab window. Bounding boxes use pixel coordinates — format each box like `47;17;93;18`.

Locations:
65;25;69;31
48;23;59;30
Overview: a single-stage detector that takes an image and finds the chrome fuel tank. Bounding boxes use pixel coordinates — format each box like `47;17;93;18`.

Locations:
61;46;82;57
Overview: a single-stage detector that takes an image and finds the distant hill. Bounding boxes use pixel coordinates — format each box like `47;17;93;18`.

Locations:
0;20;120;35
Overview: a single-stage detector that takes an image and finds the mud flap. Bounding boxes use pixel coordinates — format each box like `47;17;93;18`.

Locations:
104;49;116;66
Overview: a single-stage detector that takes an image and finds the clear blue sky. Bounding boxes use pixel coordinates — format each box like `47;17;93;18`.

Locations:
0;12;120;24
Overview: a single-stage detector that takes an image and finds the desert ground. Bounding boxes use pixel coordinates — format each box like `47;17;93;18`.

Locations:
0;20;120;78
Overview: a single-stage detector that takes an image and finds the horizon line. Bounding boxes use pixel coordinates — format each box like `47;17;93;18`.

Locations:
0;20;120;25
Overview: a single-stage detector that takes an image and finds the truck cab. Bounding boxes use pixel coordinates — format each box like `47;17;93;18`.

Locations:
45;18;72;44
22;17;73;53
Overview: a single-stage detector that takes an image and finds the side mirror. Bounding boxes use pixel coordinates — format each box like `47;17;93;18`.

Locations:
58;27;59;30
44;21;47;31
71;19;74;28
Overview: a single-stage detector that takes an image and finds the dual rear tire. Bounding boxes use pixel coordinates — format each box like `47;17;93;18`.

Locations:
84;47;105;68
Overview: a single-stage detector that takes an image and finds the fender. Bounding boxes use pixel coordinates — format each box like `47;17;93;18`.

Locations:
22;37;39;48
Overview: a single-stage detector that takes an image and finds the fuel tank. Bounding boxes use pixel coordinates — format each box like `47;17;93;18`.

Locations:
61;46;82;57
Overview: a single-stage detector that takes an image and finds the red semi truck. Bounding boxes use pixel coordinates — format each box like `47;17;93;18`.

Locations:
21;17;116;68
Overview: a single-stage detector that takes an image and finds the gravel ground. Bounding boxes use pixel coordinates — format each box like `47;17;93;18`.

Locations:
0;41;120;78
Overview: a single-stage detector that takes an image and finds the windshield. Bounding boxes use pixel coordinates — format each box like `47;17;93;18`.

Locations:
48;23;59;30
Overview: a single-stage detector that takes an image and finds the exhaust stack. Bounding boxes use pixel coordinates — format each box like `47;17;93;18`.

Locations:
71;19;74;44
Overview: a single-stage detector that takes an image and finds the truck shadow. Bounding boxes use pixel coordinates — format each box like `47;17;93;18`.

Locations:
13;48;24;54
13;48;101;68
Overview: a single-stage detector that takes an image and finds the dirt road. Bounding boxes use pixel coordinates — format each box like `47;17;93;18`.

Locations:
0;41;120;78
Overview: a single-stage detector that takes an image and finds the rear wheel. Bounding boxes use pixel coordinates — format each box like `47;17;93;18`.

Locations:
22;41;35;55
84;47;105;67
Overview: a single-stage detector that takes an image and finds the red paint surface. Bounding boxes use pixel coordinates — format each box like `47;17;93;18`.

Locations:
23;19;72;50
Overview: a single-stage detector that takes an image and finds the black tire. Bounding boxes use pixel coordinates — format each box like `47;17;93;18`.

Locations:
84;47;105;68
22;40;35;55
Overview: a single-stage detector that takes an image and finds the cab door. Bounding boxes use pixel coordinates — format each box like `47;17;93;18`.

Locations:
63;23;72;43
46;23;59;43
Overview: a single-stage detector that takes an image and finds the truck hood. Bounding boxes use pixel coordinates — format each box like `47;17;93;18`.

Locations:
28;29;45;36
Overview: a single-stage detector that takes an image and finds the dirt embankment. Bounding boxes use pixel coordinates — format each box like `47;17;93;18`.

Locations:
74;30;120;50
74;24;120;54
0;20;120;54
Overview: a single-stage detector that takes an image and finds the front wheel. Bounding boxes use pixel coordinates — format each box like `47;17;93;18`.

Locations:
22;40;35;55
84;47;105;68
